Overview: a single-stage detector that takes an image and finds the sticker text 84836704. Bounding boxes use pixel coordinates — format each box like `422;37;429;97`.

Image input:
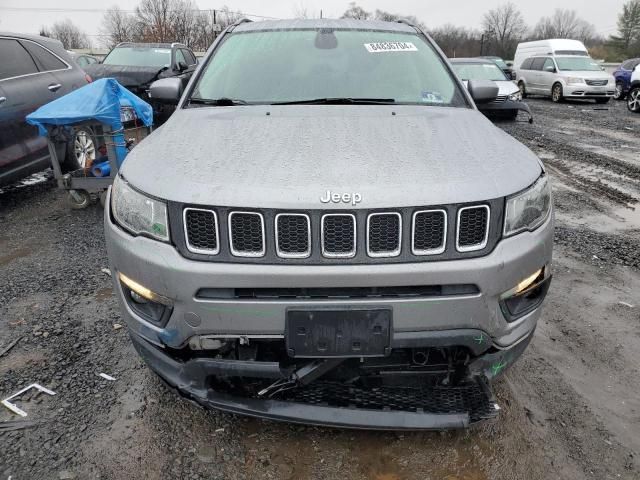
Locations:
364;42;418;53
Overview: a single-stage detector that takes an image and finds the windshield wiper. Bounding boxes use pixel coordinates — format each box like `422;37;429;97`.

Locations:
188;97;249;107
271;97;396;105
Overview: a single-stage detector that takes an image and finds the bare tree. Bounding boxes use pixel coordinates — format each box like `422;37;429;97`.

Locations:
101;7;136;48
429;24;480;57
609;0;640;55
341;2;371;20
482;2;527;58
47;19;91;49
533;9;581;39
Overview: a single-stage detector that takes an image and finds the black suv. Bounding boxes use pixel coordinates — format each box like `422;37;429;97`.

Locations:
84;42;197;121
0;33;91;187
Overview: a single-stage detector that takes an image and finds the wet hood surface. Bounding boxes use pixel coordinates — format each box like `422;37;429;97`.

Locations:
121;105;543;209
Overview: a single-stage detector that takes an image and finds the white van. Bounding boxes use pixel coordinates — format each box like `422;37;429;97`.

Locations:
513;39;588;70
514;39;614;103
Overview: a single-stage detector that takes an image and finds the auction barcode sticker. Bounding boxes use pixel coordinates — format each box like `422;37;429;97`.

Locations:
364;42;418;53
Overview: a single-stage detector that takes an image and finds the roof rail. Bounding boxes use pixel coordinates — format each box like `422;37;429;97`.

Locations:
228;18;253;32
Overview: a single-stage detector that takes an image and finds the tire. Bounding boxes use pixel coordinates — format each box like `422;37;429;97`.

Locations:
551;83;563;103
65;190;91;210
63;127;97;172
595;98;610;104
628;87;640;113
518;81;527;98
613;82;625;100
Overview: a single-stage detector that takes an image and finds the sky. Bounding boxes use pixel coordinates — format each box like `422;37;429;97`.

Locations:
0;0;625;46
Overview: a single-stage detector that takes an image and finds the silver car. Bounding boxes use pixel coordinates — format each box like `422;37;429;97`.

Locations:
105;19;553;429
517;55;615;103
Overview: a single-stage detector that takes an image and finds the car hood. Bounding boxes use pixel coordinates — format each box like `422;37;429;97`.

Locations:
84;64;169;90
495;81;519;96
121;105;543;209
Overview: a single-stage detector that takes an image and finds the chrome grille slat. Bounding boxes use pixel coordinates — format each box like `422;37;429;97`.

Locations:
585;79;607;86
456;205;490;252
367;213;401;257
412;209;446;255
183;208;219;255
321;214;356;258
275;213;311;258
228;212;265;257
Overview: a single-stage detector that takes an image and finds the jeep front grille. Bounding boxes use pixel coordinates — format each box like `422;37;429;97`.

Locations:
412;210;446;255
585;79;607;86
456;206;490;252
184;208;219;254
322;214;356;258
367;213;401;257
276;214;311;258
177;201;500;264
229;212;265;257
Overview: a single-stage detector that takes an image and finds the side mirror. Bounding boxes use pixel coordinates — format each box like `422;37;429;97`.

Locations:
148;77;183;105
467;79;499;104
177;60;188;72
544;65;556;73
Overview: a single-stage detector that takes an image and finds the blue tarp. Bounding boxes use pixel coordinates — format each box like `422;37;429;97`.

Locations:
26;78;153;167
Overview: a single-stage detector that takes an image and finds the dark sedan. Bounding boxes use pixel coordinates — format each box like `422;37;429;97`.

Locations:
0;33;92;187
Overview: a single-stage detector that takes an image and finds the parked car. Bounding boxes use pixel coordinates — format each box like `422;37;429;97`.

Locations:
0;33;93;187
67;51;100;68
451;58;530;120
516;55;615;103
613;57;640;100
627;67;640;113
479;55;515;79
106;18;553;430
513;39;588;71
84;42;197;122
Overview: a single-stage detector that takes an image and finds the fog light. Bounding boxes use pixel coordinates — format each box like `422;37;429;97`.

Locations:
500;266;551;322
118;272;172;325
118;272;172;306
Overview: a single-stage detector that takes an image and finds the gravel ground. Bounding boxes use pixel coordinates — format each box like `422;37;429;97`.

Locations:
1;97;639;480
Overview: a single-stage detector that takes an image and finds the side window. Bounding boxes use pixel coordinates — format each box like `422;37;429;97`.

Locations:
77;56;88;67
530;58;546;71
631;60;640;70
20;41;67;72
520;58;533;70
542;58;555;71
0;38;39;80
87;56;98;65
174;49;187;67
182;49;196;65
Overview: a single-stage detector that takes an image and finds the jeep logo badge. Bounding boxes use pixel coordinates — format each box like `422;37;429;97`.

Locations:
320;190;362;206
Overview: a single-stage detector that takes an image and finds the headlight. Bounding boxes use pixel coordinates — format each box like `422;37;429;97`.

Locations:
566;77;585;84
508;91;522;101
111;175;170;241
504;175;552;237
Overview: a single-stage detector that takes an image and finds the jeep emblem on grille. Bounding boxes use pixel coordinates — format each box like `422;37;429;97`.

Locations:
320;190;362;206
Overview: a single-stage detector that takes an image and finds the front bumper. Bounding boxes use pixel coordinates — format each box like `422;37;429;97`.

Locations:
478;99;532;117
564;84;615;98
130;327;535;429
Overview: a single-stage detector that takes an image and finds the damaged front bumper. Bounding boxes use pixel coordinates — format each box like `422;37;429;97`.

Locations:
130;326;535;430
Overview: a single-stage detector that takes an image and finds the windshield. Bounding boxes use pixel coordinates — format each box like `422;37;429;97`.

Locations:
103;47;171;67
488;57;508;69
189;29;466;106
452;63;507;81
555;56;601;72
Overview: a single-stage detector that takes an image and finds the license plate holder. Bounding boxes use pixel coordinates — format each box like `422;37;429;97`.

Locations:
286;308;391;358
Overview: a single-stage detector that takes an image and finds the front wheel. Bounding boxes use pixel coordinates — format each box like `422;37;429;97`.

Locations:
518;81;527;98
613;82;625;100
551;83;563;103
628;88;640;113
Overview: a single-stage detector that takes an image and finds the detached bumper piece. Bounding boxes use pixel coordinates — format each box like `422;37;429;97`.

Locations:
131;332;500;430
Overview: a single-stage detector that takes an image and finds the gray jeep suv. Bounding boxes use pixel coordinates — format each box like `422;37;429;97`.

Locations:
105;19;553;429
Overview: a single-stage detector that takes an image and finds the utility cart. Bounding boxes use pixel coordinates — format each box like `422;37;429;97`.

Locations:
26;78;153;209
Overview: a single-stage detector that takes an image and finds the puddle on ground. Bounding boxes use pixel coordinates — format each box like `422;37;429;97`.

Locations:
0;246;32;266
